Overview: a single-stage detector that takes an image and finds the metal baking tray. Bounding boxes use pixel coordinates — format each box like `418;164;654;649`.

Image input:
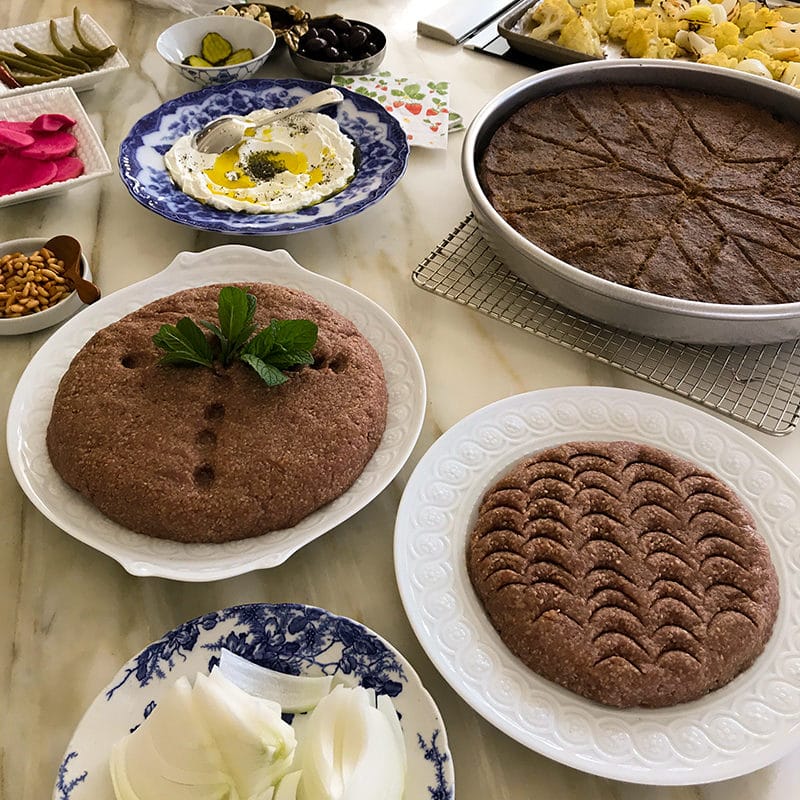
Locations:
462;60;800;345
497;0;800;66
497;0;599;64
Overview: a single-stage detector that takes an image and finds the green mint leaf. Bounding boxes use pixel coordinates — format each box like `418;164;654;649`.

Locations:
270;319;318;352
268;349;314;369
242;324;276;360
240;353;288;386
199;319;227;353
152;318;213;367
217;287;257;362
156;350;216;368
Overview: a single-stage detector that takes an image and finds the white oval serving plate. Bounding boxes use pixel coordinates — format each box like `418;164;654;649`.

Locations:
7;245;426;581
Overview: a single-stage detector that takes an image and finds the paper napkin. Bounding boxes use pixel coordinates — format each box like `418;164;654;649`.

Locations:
333;72;454;149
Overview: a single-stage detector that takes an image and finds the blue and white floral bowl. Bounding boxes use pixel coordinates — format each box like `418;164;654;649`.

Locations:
118;78;409;235
156;16;276;86
53;603;454;800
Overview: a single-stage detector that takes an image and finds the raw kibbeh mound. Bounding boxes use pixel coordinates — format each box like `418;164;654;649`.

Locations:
46;283;388;543
479;84;800;304
467;440;779;708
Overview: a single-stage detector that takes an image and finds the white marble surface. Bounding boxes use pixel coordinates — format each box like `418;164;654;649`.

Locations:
1;0;799;797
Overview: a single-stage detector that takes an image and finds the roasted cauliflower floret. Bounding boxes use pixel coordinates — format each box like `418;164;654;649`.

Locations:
558;15;606;56
625;17;680;56
697;50;740;67
742;48;789;78
736;2;782;35
710;20;742;48
607;0;635;14
608;6;651;40
581;0;614;36
524;0;579;41
743;26;800;60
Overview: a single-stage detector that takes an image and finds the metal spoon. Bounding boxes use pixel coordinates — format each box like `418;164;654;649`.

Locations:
44;235;101;305
191;88;345;154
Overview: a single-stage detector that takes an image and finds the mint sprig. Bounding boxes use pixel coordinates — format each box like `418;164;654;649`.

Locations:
152;286;318;387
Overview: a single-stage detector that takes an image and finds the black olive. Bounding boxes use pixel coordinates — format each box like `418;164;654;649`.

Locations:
317;27;338;45
348;28;368;49
322;45;340;61
338;49;352;61
337;31;351;49
331;18;352;33
300;28;318;43
303;36;326;54
363;40;380;55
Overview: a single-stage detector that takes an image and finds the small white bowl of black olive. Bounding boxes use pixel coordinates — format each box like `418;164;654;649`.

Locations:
290;16;385;79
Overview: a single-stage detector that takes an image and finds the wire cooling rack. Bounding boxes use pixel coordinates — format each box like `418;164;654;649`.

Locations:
413;215;800;436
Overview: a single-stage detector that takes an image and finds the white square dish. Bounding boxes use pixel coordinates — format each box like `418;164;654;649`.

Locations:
0;86;112;207
0;13;129;97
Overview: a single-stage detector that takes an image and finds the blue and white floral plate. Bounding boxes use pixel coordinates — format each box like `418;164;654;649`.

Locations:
118;78;409;235
53;603;454;800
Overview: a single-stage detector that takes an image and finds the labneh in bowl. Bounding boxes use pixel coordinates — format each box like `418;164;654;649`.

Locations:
0;236;91;336
463;60;800;345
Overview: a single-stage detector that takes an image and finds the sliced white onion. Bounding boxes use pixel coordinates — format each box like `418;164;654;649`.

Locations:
220;649;334;713
110;663;406;800
297;686;405;800
195;670;296;798
274;771;303;800
675;29;717;56
709;4;727;24
736;59;773;78
110;726;234;800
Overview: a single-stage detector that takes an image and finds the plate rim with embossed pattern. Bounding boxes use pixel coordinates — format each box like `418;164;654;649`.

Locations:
394;386;800;784
6;245;426;582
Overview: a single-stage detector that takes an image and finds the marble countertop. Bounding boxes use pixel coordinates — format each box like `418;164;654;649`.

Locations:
2;0;799;797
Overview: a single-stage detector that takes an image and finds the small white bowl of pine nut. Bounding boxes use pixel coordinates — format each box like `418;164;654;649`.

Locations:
0;237;91;335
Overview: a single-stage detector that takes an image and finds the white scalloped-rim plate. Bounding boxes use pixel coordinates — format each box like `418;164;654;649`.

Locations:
7;246;425;581
394;386;800;785
0;14;129;98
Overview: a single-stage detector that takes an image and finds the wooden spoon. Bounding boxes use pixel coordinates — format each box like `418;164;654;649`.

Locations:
44;235;101;305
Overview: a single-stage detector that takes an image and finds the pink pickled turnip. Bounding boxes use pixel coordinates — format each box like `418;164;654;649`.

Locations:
0;152;59;196
52;156;84;182
30;113;76;133
20;131;77;161
0;121;34;135
0;128;35;150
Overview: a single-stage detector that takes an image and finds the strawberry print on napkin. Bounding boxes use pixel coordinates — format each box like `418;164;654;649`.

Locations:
332;72;451;149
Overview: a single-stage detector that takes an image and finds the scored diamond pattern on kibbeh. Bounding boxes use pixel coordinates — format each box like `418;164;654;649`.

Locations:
466;441;779;708
479;84;800;304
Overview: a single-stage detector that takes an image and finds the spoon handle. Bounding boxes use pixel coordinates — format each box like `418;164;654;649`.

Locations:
250;88;344;125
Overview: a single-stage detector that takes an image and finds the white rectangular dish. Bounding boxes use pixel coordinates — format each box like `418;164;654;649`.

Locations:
0;13;128;97
0;86;112;208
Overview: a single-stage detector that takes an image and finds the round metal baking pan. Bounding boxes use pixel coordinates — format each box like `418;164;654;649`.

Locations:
462;60;800;345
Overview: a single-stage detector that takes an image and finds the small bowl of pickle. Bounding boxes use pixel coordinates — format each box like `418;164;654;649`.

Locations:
156;15;276;86
290;16;385;79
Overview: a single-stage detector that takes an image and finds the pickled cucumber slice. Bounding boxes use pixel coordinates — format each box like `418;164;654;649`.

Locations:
184;55;213;67
224;48;255;65
201;31;233;65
